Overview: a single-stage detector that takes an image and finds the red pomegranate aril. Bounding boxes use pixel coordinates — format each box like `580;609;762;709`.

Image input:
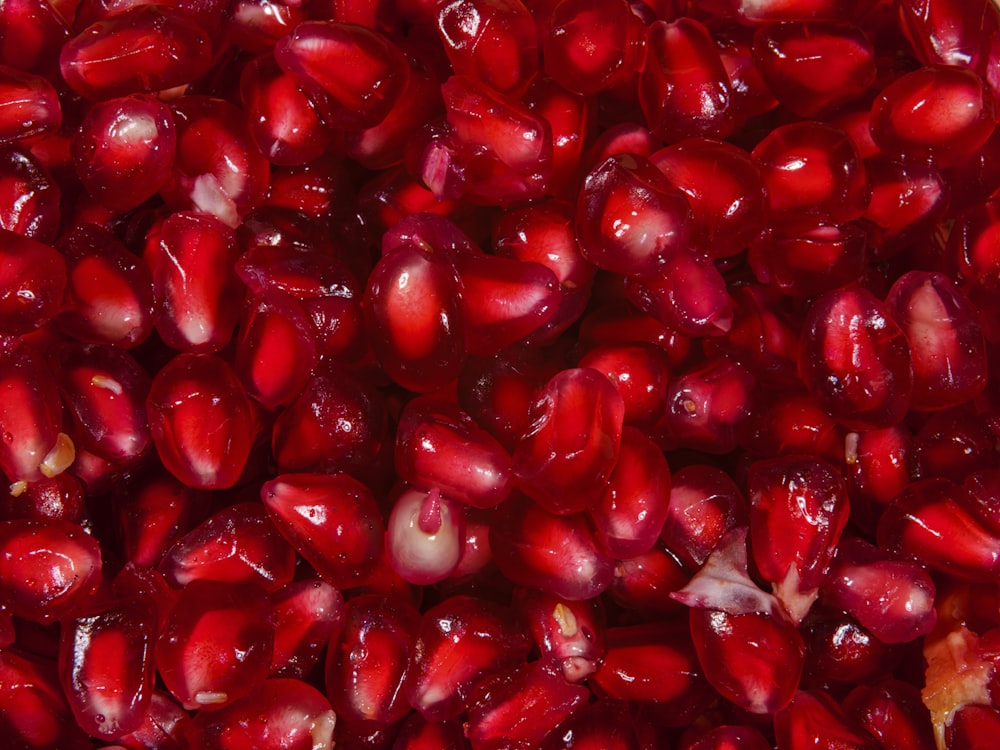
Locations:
0;146;59;242
406;595;530;720
55;223;155;348
395;397;512;509
650;138;767;258
516;589;604;683
269;578;344;678
59;6;212;100
752;121;870;224
464;660;589;749
325;594;419;727
542;0;643;95
0;648;91;750
728;0;870;22
843;679;936;750
821;537;936;644
58;596;156;740
393;713;470;749
0;518;101;624
435;0;537;93
945;704;1000;750
364;245;465;393
490;492;614;600
610;544;689;618
577;343;671;429
239;55;332;167
749;219;868;297
49;342;151;466
184;678;336;750
146;353;256;489
886;270;987;410
801;607;903;686
512;367;624;514
0;229;65;338
672;529;805;714
870;65;997;168
0;472;86;525
576;153;694;277
114;690;187;750
739;387;845;462
582;121;659;170
747;454;850;623
271;366;386;477
798;286;913;430
540;699;640;750
0;346;65;485
774;689;876;750
898;0;992;70
161;97;271;226
753;22;876;117
158;501;296;591
0;65;61;144
640;18;734;141
275;21;409;130
115;466;209;568
0;0;68;75
681;725;772;750
226;0;302;54
950;194;1000;291
262;472;384;588
144;211;243;353
588;427;671;558
863;157;950;255
915;407;999;483
386;485;463;585
878;477;1000;580
844;425;917;516
71;94;176;211
156;579;275;711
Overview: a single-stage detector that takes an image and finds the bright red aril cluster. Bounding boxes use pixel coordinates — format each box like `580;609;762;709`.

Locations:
3;0;1000;748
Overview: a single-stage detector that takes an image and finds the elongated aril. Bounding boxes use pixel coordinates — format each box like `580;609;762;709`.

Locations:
512;367;624;514
275;21;409;130
146;353;256;489
0;146;59;242
269;578;344;678
406;595;530;720
1;472;85;525
0;346;63;485
158;501;296;591
58;596;156;739
59;6;212;100
0;229;65;337
0;0;67;74
157;580;275;711
738;387;845;462
325;594;418;727
864;157;950;256
0;518;101;624
227;0;301;54
748;454;850;623
515;589;605;683
261;472;384;589
578;343;671;429
774;690;877;750
801;607;903;685
392;713;467;750
539;699;639;750
842;680;936;750
394;397;512;509
0;64;61;143
610;544;690;618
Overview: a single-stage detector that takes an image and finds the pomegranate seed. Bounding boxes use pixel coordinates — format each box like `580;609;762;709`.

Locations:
269;578;344;678
801;606;903;685
610;544;690;618
146;353;257;489
680;725;772;750
114;690;188;750
843;679;936;750
156;579;275;710
0;472;86;525
227;0;302;54
183;678;337;750
325;594;418;726
0;146;60;242
392;713;470;749
898;0;992;68
773;689;877;749
0;230;65;338
863;157;950;256
59;6;212;100
0;648;91;749
0;0;68;75
540;699;639;750
158;501;296;591
0;347;65;485
516;588;604;683
0;64;61;144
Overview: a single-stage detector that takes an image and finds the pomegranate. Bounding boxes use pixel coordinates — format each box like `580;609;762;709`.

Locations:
3;1;1000;748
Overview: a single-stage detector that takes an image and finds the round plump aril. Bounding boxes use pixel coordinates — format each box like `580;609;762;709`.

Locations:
6;1;1000;748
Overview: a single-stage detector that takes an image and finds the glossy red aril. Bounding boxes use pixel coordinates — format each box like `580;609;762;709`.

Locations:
516;589;604;683
577;343;671;428
0;229;65;337
386;486;463;585
184;678;336;750
59;6;212;100
869;66;997;168
156;580;275;711
58;597;156;740
325;594;418;727
262;472;384;588
843;679;936;750
158;501;296;591
752;121;870;223
227;0;301;53
0;0;68;74
56;224;155;348
395;397;512;509
798;286;913;430
541;0;643;95
491;492;614;600
747;455;850;623
0;518;101;623
753;22;876;117
512;367;624;514
640;18;734;141
0;146;59;242
682;726;773;750
72;94;176;211
0;346;65;485
0;648;90;750
898;0;991;69
146;353;256;489
650;138;767;258
0;64;61;143
576;153;693;276
774;690;876;750
863;157;950;255
275;21;409;130
269;578;344;678
885;270;987;410
406;595;530;720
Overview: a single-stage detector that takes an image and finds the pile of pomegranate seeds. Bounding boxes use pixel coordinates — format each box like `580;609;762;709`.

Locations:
4;0;1000;746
